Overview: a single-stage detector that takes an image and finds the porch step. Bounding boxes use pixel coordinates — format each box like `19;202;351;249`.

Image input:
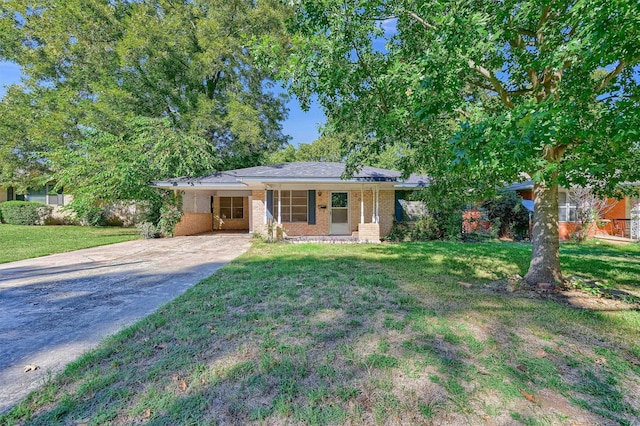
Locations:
285;236;359;244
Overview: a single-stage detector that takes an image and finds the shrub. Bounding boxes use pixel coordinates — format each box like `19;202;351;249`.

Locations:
157;192;183;237
137;222;160;239
481;190;530;239
0;201;53;225
387;181;468;242
386;216;441;242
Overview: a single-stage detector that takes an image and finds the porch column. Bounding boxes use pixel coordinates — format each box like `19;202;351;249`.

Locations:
360;185;364;224
375;187;380;223
371;187;376;223
277;188;282;224
248;195;253;232
264;190;268;224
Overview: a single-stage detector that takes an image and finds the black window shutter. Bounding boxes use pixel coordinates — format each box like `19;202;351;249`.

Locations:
308;190;316;225
394;191;403;222
266;190;274;220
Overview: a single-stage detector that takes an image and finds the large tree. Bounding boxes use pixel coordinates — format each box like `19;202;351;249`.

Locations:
279;0;640;285
0;0;290;205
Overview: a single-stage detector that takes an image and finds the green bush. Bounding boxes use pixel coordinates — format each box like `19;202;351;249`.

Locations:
481;190;530;239
0;201;53;225
386;216;441;242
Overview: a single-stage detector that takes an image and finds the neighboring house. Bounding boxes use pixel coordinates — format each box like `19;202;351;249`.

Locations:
152;162;430;241
1;183;67;207
508;181;640;240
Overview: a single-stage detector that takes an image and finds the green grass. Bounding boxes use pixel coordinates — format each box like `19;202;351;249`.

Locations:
2;240;639;425
0;224;139;263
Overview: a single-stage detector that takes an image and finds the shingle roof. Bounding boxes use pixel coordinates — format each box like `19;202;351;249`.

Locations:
153;162;430;186
505;181;534;191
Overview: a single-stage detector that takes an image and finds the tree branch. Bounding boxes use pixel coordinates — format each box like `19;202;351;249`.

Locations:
595;60;627;93
468;59;515;108
517;27;536;38
405;11;436;30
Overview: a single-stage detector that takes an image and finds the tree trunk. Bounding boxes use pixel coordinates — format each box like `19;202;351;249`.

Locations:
524;181;563;286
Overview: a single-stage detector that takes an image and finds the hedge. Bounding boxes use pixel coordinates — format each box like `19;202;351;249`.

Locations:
0;201;53;225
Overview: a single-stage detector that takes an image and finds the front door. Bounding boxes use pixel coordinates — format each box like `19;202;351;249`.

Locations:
330;192;350;235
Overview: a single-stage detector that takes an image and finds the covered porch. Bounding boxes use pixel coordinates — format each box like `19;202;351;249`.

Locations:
263;184;395;243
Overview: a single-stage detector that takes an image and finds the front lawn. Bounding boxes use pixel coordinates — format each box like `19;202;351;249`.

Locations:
0;225;140;264
3;240;639;425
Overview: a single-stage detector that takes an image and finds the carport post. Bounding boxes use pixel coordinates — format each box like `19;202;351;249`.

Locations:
360;185;364;224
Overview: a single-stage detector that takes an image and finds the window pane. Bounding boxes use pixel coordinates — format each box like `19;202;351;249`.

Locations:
281;213;292;222
331;192;348;208
291;190;306;198
291;197;307;206
558;206;567;222
558;192;566;203
233;207;244;219
220;207;232;219
28;187;46;204
332;209;348;223
233;197;244;207
291;213;307;222
220;197;231;207
292;206;307;214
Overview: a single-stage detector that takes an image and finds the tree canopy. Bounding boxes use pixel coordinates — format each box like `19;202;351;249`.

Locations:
280;0;640;285
0;0;290;213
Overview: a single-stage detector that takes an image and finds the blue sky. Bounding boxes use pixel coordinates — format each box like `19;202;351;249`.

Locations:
0;60;325;147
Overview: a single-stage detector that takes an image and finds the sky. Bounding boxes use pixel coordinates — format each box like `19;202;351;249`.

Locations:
0;60;326;147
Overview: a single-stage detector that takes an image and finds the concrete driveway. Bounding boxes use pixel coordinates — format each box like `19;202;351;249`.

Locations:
0;233;252;413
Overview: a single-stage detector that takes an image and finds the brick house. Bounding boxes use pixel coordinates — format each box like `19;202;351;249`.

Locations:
509;181;639;240
152;162;430;242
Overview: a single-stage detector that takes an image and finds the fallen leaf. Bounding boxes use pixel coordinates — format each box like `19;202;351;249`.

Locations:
23;364;39;373
535;349;547;358
483;415;495;426
516;365;527;373
179;380;187;391
457;281;473;289
143;408;151;419
520;389;538;404
594;357;607;365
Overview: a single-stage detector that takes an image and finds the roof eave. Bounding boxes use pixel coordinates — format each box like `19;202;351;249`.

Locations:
151;181;248;189
238;177;399;183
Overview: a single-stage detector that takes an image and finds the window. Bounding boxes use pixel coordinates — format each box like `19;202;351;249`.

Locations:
219;197;244;219
280;190;308;222
27;186;47;204
558;192;577;222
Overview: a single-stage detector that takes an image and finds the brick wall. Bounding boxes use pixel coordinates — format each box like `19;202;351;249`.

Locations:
358;223;381;242
603;198;627;220
252;190;266;235
175;213;212;236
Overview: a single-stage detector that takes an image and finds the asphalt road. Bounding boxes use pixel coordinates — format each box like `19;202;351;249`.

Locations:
0;233;252;413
